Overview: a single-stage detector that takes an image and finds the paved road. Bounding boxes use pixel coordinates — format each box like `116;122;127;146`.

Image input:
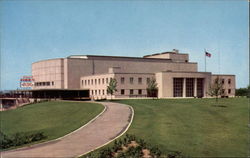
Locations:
1;102;133;158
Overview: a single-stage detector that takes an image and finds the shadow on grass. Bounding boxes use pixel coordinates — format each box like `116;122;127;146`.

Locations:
211;104;228;108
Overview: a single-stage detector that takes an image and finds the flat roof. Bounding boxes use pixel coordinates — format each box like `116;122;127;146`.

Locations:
159;71;212;74
81;72;154;78
32;54;198;65
212;74;235;76
68;54;171;61
143;52;188;58
66;54;198;64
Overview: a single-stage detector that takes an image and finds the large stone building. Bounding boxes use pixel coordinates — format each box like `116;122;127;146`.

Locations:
31;49;235;99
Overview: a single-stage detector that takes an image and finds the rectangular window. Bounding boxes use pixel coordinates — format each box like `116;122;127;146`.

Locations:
103;89;105;95
91;79;93;85
197;78;204;97
222;89;225;94
106;78;108;84
147;78;150;84
88;80;90;85
138;89;142;95
121;89;125;95
99;90;101;95
138;78;142;84
95;79;97;85
228;79;231;84
130;89;134;95
85;80;87;85
186;78;194;97
130;77;134;84
221;79;225;84
98;79;100;84
173;78;183;97
102;78;105;84
95;90;97;95
121;77;125;84
82;80;83;86
92;90;94;95
228;89;231;94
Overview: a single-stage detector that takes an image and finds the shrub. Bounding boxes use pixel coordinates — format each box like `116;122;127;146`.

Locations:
167;151;183;158
0;131;47;150
150;146;162;157
99;148;113;158
0;131;13;149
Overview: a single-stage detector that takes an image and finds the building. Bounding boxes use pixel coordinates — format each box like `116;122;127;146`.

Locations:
31;49;235;99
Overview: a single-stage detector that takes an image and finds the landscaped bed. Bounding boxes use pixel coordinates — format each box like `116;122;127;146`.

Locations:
84;98;248;157
0;101;104;150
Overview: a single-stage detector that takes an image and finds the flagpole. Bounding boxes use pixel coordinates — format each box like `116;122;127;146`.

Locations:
204;49;206;72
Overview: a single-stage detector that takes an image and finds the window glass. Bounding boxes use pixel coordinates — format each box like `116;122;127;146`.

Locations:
121;77;125;84
147;78;150;84
138;89;142;95
130;77;134;84
121;89;125;95
138;78;142;84
130;89;133;95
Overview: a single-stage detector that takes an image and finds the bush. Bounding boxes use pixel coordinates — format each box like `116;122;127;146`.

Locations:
99;148;113;158
167;151;183;158
150;146;162;157
0;132;13;149
0;131;47;150
83;133;182;158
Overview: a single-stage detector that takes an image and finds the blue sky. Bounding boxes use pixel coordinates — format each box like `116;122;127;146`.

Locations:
0;0;249;90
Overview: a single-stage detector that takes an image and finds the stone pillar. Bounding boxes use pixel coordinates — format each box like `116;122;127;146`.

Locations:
183;78;186;97
194;78;197;97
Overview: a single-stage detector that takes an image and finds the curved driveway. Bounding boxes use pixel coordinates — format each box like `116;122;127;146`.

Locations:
1;102;133;158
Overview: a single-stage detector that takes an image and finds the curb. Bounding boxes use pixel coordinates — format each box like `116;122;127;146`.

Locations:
77;102;134;157
2;102;106;153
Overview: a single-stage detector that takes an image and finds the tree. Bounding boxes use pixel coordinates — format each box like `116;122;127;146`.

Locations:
207;76;224;102
147;78;158;98
107;78;117;100
236;88;248;96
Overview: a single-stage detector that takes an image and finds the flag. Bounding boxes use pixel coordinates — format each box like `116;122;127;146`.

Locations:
205;51;211;57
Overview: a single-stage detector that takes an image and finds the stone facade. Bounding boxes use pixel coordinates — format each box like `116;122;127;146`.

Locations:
31;49;236;99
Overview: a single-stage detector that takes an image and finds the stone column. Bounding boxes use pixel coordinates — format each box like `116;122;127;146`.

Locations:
183;78;186;97
194;78;197;97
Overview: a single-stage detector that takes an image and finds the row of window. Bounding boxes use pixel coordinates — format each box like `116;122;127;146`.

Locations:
173;78;204;97
221;79;231;84
82;77;111;86
82;77;151;86
90;89;144;96
222;89;231;94
35;81;54;86
121;77;150;84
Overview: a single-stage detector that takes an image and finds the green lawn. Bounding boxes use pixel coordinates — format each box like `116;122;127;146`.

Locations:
114;98;249;157
0;101;104;145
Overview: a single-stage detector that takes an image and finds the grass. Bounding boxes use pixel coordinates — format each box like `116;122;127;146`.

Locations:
84;98;249;157
0;101;104;148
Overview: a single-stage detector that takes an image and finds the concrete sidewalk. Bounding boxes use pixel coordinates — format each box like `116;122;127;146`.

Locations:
1;102;133;158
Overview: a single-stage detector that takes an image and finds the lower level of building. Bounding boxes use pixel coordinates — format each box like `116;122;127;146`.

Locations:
81;71;235;100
